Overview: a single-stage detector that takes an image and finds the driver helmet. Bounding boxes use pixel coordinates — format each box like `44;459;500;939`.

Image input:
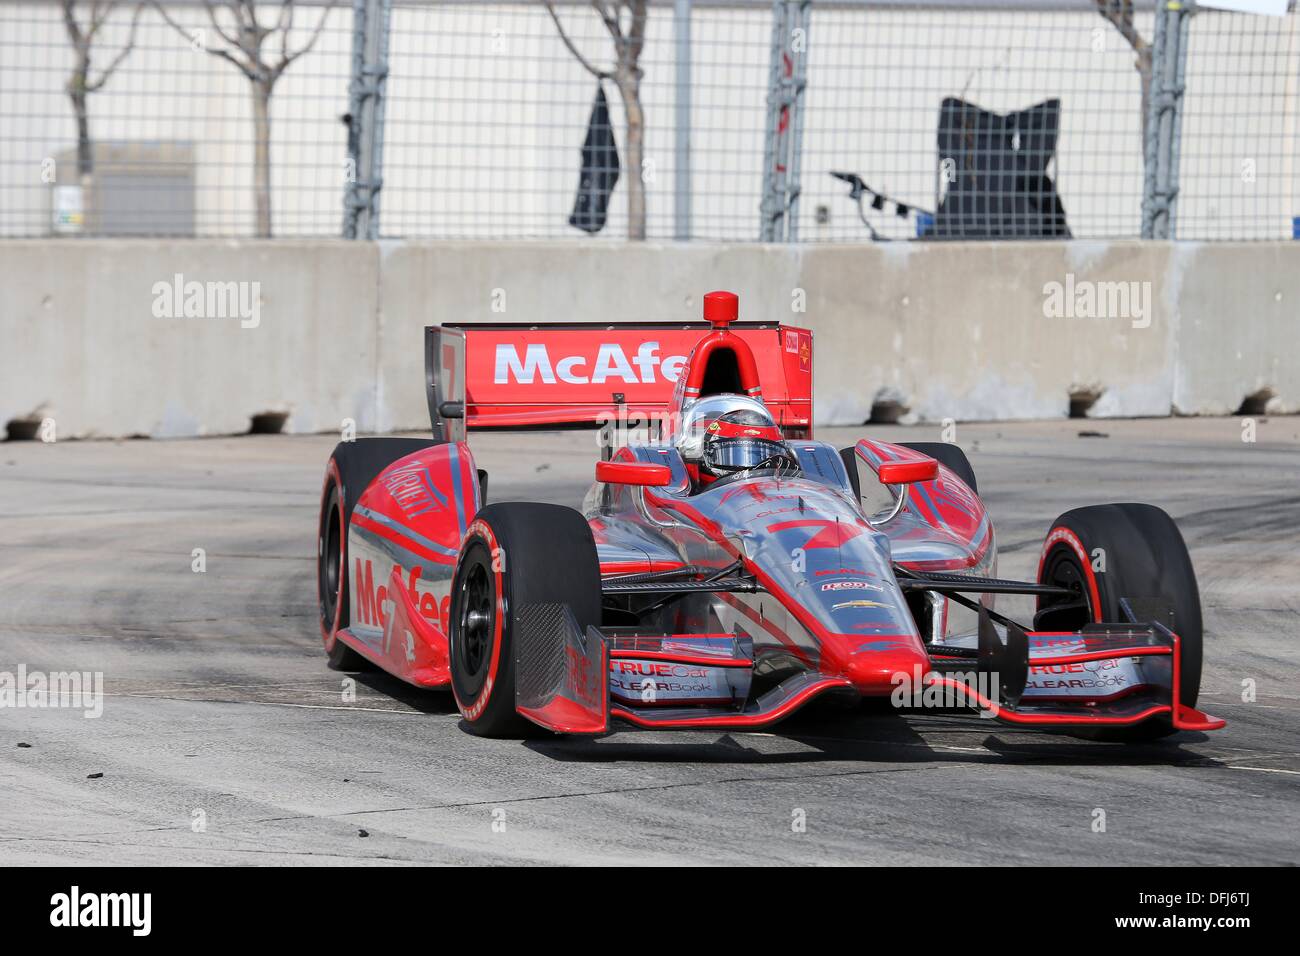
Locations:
701;408;794;480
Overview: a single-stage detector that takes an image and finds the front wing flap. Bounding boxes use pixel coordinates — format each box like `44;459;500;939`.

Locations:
930;620;1224;731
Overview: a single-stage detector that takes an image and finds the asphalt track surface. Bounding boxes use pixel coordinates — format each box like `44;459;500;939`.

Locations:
1;419;1297;865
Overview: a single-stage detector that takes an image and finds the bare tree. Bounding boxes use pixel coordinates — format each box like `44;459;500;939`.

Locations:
63;1;143;179
545;1;648;241
155;0;335;237
1095;0;1153;143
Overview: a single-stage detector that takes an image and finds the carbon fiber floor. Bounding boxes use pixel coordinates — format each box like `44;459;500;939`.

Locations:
1;419;1297;864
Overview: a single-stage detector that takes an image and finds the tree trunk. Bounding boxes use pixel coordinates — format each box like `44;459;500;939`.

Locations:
71;86;92;178
1095;4;1153;171
616;71;646;241
251;81;273;238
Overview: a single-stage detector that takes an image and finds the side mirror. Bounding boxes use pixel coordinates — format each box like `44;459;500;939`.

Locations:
596;461;672;487
877;457;938;485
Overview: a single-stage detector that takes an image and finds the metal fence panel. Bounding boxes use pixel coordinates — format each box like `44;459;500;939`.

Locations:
386;2;673;239
1177;8;1300;241
0;0;353;238
0;0;1297;241
801;3;1154;241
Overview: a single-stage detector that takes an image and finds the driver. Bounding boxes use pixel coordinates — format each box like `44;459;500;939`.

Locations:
694;408;799;489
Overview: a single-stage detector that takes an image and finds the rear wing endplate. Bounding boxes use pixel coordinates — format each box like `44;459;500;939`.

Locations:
425;325;466;444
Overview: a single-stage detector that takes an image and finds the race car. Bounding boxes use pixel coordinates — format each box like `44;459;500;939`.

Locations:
316;290;1223;741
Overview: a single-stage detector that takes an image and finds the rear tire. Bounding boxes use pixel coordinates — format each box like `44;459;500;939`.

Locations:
1035;502;1203;741
449;502;601;738
317;437;442;671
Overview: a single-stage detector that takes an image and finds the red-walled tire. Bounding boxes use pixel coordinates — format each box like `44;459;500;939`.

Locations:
317;438;441;671
1035;502;1203;741
449;502;600;738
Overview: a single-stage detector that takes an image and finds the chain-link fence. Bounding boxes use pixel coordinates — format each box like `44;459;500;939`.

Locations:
1179;8;1300;240
0;0;1296;241
0;0;353;237
800;1;1158;241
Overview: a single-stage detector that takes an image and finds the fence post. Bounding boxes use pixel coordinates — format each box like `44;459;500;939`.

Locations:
760;2;783;241
1142;0;1192;240
760;0;810;242
344;0;392;240
674;0;692;241
1169;2;1192;239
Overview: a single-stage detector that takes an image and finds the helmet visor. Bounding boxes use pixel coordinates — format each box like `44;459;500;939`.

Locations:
704;437;790;474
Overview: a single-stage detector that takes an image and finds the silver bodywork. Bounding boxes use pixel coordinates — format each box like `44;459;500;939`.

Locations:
585;429;998;690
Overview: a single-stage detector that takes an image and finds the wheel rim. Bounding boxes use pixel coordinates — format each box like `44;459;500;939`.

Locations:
453;546;496;698
1037;545;1093;630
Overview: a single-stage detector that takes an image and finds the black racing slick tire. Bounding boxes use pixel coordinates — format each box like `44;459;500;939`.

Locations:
449;502;601;738
1035;502;1204;741
318;437;442;671
839;441;978;499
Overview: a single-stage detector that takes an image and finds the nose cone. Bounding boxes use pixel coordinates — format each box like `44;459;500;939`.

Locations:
839;639;931;695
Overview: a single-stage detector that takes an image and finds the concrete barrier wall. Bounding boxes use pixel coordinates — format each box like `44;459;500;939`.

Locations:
2;239;1295;439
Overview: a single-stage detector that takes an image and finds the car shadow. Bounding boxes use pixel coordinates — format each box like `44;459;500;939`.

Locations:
345;667;1222;768
348;670;461;715
523;705;1221;768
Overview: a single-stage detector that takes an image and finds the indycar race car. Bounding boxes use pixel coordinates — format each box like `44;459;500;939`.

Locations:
316;291;1224;741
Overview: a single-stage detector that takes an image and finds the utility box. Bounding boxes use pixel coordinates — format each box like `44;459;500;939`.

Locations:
50;142;196;236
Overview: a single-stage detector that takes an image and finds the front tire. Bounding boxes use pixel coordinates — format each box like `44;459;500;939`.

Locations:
449;502;601;738
1035;502;1204;740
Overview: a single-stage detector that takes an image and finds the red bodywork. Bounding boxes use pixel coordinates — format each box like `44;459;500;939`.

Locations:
326;441;477;687
445;322;813;434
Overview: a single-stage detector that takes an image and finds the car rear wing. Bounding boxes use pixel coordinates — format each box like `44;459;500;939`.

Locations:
425;322;813;442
